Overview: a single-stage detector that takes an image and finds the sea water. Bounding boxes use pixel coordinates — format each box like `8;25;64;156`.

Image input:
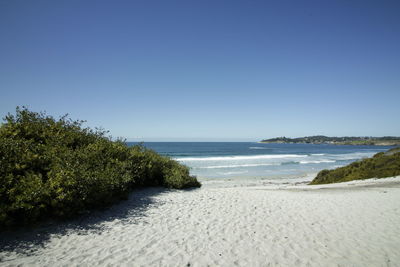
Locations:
127;142;390;182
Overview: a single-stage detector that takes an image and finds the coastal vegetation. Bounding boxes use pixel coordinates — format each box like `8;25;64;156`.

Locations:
261;135;400;146
310;147;400;184
0;107;200;227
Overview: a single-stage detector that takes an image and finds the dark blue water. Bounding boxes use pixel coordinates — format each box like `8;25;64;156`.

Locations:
127;142;390;181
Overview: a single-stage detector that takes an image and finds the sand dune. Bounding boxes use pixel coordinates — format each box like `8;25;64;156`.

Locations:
1;177;400;266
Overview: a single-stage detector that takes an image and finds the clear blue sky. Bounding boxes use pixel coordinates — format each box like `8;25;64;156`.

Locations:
1;0;399;141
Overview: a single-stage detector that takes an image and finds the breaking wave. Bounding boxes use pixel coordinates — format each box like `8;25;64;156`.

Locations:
175;154;308;162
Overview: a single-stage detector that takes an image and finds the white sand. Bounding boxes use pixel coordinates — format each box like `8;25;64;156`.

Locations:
1;176;400;266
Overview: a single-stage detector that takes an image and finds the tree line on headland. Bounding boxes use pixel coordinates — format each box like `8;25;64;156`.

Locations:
261;135;400;146
0;107;200;228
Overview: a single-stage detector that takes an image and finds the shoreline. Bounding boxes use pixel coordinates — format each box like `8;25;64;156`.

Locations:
1;176;400;266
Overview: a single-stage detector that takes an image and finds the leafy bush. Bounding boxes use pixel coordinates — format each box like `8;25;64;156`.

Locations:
310;147;400;185
0;107;200;227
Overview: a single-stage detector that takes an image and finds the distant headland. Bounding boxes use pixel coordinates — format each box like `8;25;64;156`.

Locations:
260;135;400;146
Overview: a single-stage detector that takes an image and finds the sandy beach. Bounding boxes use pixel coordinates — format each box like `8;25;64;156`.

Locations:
1;176;400;266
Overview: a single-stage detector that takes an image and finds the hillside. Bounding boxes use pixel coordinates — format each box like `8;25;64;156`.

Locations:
310;147;400;184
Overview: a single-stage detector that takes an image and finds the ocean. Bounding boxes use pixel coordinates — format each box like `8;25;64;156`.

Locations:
127;142;390;183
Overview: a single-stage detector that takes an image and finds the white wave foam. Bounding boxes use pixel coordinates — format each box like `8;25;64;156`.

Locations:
329;152;375;161
311;153;325;156
249;147;270;150
197;163;280;169
175;154;308;162
217;170;249;175
299;160;336;164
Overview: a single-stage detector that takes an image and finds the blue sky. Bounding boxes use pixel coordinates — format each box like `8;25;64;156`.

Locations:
1;0;399;141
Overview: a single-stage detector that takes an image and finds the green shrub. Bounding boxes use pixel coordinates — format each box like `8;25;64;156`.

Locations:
0;107;200;227
310;148;400;185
